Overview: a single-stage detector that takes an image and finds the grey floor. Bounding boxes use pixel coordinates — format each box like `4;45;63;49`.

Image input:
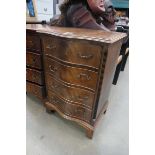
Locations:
26;61;129;155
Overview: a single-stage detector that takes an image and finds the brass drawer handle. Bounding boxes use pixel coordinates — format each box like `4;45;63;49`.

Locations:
49;65;58;73
51;83;59;89
46;45;56;50
77;95;89;101
78;53;93;59
28;40;34;46
32;58;36;63
77;73;91;80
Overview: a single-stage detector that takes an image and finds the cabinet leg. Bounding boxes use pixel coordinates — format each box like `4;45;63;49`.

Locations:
46;108;55;114
86;129;94;139
112;61;123;85
121;53;129;71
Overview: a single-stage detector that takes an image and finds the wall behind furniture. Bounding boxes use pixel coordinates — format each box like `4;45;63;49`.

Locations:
36;0;54;21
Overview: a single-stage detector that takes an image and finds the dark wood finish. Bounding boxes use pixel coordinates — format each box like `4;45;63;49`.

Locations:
95;41;123;117
44;57;98;91
47;90;92;123
46;74;95;109
26;31;46;100
26;34;41;52
42;36;102;69
86;129;94;139
26;68;44;85
26;52;42;70
26;24;126;138
26;82;45;99
26;25;124;42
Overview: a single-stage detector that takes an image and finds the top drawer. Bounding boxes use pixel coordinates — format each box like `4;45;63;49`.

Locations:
42;36;102;69
26;34;41;52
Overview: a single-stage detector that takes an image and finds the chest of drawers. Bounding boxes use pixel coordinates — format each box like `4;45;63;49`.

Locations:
26;29;46;99
26;24;126;138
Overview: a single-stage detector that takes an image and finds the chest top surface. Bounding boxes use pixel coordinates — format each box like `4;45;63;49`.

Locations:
26;24;126;44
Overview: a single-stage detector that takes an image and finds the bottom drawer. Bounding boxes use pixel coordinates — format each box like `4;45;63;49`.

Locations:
48;90;92;123
26;82;45;99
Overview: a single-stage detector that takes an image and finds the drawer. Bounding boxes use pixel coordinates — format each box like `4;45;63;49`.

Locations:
26;82;45;99
46;74;95;109
48;91;92;123
26;34;41;52
37;1;53;15
45;57;98;91
26;52;42;69
42;36;101;69
26;68;44;85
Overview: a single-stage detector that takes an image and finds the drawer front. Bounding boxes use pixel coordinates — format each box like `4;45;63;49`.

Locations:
46;74;95;109
26;52;42;69
26;68;44;85
45;57;98;91
26;82;45;99
26;34;41;52
48;91;92;123
42;36;101;69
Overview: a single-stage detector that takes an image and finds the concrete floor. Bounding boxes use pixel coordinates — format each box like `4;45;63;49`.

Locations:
26;61;129;155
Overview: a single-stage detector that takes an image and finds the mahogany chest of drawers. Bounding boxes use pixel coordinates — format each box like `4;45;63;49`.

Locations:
26;24;126;138
26;29;46;99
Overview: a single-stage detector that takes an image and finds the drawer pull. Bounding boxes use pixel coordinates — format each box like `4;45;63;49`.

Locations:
32;58;36;63
46;45;56;50
77;73;91;80
77;95;89;101
51;83;59;89
28;40;34;46
49;65;58;73
78;53;93;59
